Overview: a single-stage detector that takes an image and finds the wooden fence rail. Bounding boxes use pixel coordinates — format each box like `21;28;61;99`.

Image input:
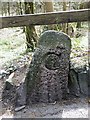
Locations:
0;9;90;29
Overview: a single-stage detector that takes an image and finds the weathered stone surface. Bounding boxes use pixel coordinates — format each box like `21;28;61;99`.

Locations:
78;71;88;95
88;68;90;86
25;30;71;103
5;72;15;90
69;69;80;97
16;82;26;106
88;68;90;96
69;65;88;96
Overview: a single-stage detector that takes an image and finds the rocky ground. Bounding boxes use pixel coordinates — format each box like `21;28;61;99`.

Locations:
0;26;89;119
0;98;89;119
0;54;89;119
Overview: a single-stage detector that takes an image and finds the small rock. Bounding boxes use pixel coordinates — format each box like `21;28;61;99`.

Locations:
0;70;8;75
15;105;25;112
5;72;15;90
6;72;15;83
5;81;13;90
0;70;9;78
6;65;17;74
49;101;57;105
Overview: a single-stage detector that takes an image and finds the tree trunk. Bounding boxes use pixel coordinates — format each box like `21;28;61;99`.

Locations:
7;2;10;16
3;3;7;16
43;0;55;30
44;1;54;12
44;0;54;30
24;2;38;51
19;2;23;15
19;2;25;33
76;22;81;28
62;0;67;33
1;3;3;16
76;2;84;28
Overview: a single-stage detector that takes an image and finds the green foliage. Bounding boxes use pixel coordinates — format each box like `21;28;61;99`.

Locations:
0;28;26;66
72;38;81;48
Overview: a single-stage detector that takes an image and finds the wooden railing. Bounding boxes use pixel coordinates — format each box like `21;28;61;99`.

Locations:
0;9;90;29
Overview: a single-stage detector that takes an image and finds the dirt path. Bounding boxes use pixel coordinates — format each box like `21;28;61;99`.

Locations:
0;98;88;119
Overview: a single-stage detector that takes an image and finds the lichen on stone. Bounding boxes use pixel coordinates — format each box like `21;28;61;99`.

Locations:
25;30;71;103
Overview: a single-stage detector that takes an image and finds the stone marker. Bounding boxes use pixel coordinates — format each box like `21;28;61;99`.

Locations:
69;69;80;97
25;30;71;103
78;71;88;95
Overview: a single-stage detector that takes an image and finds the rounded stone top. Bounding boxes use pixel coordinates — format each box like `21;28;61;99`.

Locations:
38;30;71;50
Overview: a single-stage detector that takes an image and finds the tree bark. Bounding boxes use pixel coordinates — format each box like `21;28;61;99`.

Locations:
44;1;54;12
62;0;67;33
24;2;38;51
7;2;10;16
19;2;23;15
43;0;55;30
76;2;84;28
